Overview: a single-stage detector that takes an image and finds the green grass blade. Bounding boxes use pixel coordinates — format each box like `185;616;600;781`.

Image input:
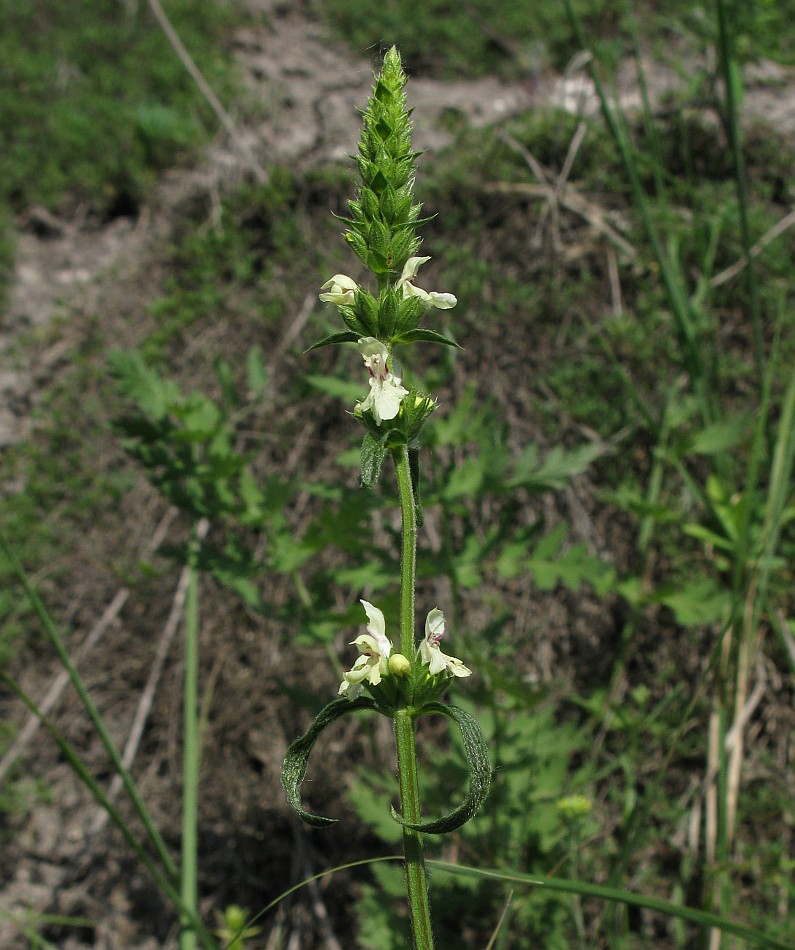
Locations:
0;671;218;950
0;526;178;882
427;861;791;949
180;538;201;950
236;853;788;949
715;0;765;387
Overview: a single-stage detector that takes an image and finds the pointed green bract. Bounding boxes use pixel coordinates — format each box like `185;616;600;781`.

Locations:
281;696;379;827
392;703;491;834
345;47;423;277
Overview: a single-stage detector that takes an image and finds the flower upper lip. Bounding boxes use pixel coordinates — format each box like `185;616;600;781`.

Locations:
338;600;393;698
420;608;471;678
397;257;457;310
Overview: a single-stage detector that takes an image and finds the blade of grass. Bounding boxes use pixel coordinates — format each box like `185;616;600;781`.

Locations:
715;0;764;388
0;671;218;950
180;525;201;950
0;526;179;882
236;853;789;949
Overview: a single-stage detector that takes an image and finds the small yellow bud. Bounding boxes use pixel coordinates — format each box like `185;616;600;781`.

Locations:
388;653;411;677
557;794;592;820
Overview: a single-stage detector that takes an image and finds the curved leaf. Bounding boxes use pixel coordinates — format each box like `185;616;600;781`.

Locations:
393;702;491;834
281;696;378;826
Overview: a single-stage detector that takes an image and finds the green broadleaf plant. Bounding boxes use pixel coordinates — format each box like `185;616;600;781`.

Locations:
280;48;490;950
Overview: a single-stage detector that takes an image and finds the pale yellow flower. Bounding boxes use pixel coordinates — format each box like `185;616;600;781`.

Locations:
420;608;471;677
397;257;457;309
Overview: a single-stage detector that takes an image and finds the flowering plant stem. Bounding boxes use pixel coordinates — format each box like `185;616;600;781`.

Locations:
394;444;417;659
393;445;435;949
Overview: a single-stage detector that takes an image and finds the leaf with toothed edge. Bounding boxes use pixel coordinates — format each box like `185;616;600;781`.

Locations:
281;696;379;826
361;433;388;488
392;702;491;834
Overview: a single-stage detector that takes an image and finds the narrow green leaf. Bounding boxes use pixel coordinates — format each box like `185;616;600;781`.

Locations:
393;702;491;834
305;330;360;352
394;328;461;348
214;356;238;408
246;345;269;396
361;433;387;488
281;696;379;827
428;861;792;950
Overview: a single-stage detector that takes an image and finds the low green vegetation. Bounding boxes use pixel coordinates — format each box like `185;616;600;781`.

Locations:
323;0;795;78
0;0;247;301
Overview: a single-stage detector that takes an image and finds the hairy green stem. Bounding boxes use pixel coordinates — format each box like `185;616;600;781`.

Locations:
180;526;201;950
392;445;434;949
394;444;417;659
394;710;434;949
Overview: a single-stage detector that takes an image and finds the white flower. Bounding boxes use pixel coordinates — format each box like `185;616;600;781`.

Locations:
397;257;457;310
319;274;358;306
355;337;408;424
339;600;393;697
419;608;471;678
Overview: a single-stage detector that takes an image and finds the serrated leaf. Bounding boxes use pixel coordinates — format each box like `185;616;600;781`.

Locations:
687;417;747;456
246;346;268;396
304;374;363;403
361;433;387;488
441;456;486;501
656;578;731;626
214;357;238;408
109;349;181;421
281;696;379;827
508;442;604;492
393;703;491;834
530;539;615;594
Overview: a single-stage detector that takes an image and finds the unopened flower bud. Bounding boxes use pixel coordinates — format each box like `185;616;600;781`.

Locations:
388;653;411;677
